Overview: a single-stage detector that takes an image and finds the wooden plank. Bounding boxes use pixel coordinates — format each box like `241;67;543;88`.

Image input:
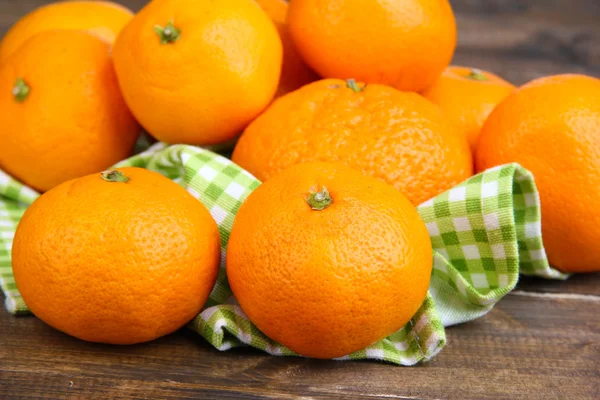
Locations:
452;10;600;84
1;291;598;399
450;0;600;17
450;0;600;84
517;273;600;296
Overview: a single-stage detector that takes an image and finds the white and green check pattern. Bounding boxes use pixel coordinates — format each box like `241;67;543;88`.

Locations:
418;164;568;326
0;143;566;365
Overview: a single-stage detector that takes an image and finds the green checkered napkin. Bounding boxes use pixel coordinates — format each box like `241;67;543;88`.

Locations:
0;143;567;365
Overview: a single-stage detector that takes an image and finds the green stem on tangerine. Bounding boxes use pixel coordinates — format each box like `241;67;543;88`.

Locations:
306;186;332;211
346;79;364;92
154;20;181;44
13;78;30;102
101;170;130;183
466;68;488;81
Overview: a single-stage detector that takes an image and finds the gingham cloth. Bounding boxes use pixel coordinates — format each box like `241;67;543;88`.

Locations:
0;143;567;365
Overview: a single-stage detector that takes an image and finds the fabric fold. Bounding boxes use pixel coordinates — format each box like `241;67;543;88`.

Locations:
0;143;566;365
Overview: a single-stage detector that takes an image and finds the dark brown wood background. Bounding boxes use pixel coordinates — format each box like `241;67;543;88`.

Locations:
1;0;599;85
1;1;599;399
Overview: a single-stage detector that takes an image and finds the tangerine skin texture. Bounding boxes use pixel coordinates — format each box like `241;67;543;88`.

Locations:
113;0;283;145
12;168;221;344
287;0;457;92
422;66;515;152
232;79;473;206
254;0;319;98
0;1;134;62
0;30;140;193
227;162;433;359
475;74;600;273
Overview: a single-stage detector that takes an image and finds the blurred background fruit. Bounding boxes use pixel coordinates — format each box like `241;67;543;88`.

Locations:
0;30;139;192
422;66;515;152
254;0;318;98
476;74;600;273
113;0;283;146
12;167;221;344
0;0;133;62
233;79;473;206
287;0;457;92
227;162;433;358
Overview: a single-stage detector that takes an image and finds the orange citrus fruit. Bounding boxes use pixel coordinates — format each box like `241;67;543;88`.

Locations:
422;66;515;151
113;0;283;145
227;162;433;358
0;30;139;192
476;74;600;273
12;167;221;344
287;0;456;92
232;78;472;206
254;0;318;97
0;1;134;62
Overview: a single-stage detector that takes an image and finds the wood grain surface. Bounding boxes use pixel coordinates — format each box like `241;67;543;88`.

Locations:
1;1;599;399
2;287;599;400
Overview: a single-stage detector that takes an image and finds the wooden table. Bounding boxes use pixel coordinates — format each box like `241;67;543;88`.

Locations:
1;1;599;399
2;276;599;399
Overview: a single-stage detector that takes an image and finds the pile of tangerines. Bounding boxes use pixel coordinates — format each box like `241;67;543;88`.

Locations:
1;0;598;359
